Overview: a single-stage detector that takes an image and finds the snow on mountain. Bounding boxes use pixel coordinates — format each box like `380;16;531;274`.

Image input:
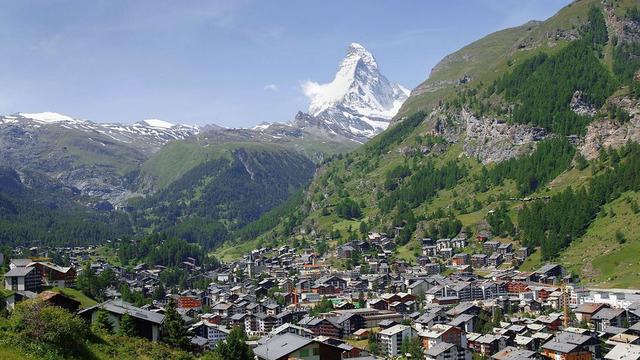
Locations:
18;112;77;123
140;118;176;129
0;112;200;150
300;43;410;140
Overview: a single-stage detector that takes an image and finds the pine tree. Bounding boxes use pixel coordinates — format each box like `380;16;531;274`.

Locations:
94;309;114;333
161;299;190;349
118;312;137;337
212;327;253;360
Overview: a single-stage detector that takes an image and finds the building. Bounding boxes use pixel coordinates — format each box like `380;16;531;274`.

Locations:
425;342;471;360
420;324;467;351
379;324;415;357
79;300;165;341
253;333;344;360
189;321;230;349
4;266;41;292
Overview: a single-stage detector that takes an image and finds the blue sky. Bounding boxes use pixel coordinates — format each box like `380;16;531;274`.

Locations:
0;0;571;127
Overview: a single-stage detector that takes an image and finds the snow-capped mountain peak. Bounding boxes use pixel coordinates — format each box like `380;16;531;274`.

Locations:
17;112;81;124
301;42;410;140
140;118;175;129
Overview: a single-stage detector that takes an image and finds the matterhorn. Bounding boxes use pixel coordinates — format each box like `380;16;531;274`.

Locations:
299;43;410;142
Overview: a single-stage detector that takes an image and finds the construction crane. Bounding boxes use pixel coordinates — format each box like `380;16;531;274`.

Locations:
561;282;570;329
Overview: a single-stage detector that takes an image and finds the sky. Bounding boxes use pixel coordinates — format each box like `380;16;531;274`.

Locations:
0;0;572;128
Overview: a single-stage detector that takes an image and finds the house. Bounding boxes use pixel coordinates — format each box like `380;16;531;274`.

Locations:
491;346;537;360
574;303;609;323
591;307;627;331
298;316;343;338
315;276;347;290
425;342;471;360
30;261;76;287
379;324;415;357
497;243;513;255
488;253;503;267
4;266;41;292
484;241;500;253
541;341;592;360
471;254;487;268
79;300;165;341
253;333;344;360
9;259;76;287
452;253;469;266
419;324;467;350
472;334;506;357
449;314;479;333
331;313;364;335
189;321;230;349
37;290;81;312
538;331;599;360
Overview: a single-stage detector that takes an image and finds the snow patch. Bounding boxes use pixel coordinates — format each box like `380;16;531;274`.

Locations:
140;119;175;129
18;112;77;123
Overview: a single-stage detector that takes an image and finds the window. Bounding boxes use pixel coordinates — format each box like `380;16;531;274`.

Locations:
299;348;309;357
313;348;320;356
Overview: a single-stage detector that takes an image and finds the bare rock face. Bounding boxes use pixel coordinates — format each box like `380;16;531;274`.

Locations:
461;110;548;163
425;108;548;164
570;90;597;117
579;97;640;160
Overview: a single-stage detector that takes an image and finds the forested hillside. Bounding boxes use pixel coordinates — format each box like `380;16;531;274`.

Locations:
129;144;316;249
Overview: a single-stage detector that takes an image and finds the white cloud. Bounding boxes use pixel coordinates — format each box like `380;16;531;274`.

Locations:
263;84;279;92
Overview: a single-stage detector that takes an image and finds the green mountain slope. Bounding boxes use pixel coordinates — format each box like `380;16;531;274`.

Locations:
130;143;316;249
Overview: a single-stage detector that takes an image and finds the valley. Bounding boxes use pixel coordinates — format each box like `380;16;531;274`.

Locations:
0;1;640;359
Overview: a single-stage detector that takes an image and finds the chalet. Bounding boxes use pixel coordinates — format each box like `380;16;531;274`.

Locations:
472;334;506;357
419;324;467;350
452;253;469;266
424;342;469;360
488;253;503;267
592;307;627;331
541;341;592;360
256;313;278;334
484;241;500;253
253;333;344;360
330;313;364;335
37;290;81;312
471;254;487;268
497;243;513;255
492;346;537;360
298;316;342;338
574;303;609;323
449;314;479;333
80;300;165;341
533;264;564;284
315;276;347;290
189;321;230;349
4;266;41;292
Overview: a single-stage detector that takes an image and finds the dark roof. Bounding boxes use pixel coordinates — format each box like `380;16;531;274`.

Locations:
79;300;164;325
542;341;580;354
425;342;454;356
4;266;36;277
253;333;314;360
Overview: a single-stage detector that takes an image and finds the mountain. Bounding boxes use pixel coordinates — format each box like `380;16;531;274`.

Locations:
303;42;409;141
253;43;409;143
224;0;640;287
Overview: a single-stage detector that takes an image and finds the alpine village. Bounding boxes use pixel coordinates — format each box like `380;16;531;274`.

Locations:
1;1;640;359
